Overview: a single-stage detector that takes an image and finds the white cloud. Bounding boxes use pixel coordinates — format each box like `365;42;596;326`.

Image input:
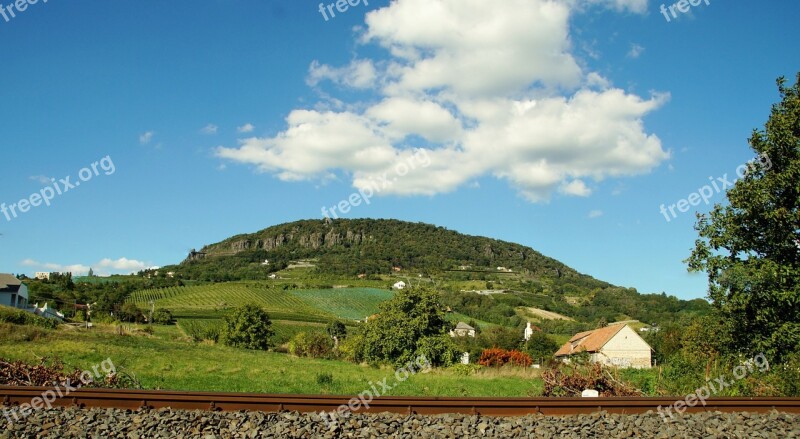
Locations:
308;60;377;89
627;43;645;59
588;209;604;218
29;175;51;184
22;257;152;276
215;0;668;202
201;124;218;135
139;131;155;145
237;123;255;133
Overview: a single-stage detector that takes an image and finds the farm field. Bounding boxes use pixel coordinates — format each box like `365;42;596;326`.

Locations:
0;322;544;397
129;283;393;322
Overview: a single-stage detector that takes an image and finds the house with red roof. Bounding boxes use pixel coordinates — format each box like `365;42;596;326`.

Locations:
555;323;652;369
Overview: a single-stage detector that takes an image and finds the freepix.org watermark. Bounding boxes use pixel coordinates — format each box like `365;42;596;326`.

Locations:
0;0;49;24
2;358;116;426
657;353;769;423
321;149;430;219
317;355;432;428
659;153;771;223
2;156;116;223
318;0;369;22
660;0;710;23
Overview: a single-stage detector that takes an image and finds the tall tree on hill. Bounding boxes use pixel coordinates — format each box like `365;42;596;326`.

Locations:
687;73;800;362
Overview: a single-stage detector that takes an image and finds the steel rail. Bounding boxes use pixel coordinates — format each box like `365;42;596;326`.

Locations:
2;386;800;417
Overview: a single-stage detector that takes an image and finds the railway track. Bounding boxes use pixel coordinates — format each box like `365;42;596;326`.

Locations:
2;386;800;417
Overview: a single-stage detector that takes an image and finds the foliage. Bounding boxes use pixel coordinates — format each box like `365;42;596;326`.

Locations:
0;305;58;329
288;331;334;359
687;73;800;362
414;335;461;367
177;320;222;342
326;320;347;346
152;309;174;325
358;287;452;366
449;363;483;376
541;362;642;397
478;348;532;368
221;304;274;350
524;331;560;363
477;326;524;351
117;302;145;323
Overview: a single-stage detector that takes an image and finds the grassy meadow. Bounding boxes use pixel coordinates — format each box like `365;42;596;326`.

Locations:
0;322;543;397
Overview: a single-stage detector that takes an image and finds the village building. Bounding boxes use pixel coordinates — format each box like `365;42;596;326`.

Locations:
392;281;406;290
523;322;541;341
554;324;652;369
0;273;28;309
449;322;476;338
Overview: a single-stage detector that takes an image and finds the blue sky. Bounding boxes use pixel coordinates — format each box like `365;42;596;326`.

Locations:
0;0;797;300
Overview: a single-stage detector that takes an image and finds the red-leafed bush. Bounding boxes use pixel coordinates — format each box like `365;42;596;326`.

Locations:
478;348;532;367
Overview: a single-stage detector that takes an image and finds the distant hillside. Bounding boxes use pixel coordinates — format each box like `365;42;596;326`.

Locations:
166;218;609;288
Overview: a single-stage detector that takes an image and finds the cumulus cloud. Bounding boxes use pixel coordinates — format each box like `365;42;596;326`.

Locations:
22;257;153;276
215;0;668;202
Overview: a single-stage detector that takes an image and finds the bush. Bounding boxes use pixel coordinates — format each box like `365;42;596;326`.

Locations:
222;304;274;350
152;309;174;325
415;335;461;367
288;331;334;359
478;348;532;368
0;305;58;329
524;331;560;363
117;303;145;323
542;362;642;397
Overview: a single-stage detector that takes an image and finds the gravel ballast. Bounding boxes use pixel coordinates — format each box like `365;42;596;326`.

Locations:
1;407;799;438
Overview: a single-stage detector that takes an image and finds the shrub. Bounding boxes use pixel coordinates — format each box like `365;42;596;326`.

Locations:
478;348;532;368
415;335;461;367
222;305;274;350
288;331;334;359
0;305;58;329
117;303;145;323
152;309;174;325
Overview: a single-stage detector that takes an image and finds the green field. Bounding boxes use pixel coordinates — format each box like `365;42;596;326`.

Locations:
289;288;393;321
129;283;392;322
0;322;543;397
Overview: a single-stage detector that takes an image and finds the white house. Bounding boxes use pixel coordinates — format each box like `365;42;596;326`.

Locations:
0;274;28;309
392;281;406;290
449;321;476;337
35;272;50;280
555;324;652;369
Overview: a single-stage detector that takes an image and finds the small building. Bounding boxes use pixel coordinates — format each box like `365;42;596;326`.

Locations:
555;324;652;369
392;266;402;272
35;272;50;280
449;322;476;338
0;273;28;309
392;281;406;290
31;302;64;321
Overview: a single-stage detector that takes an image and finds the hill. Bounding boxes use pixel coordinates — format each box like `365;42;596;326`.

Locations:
165;218;608;290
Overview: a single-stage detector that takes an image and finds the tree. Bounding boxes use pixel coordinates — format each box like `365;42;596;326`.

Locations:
222;304;274;350
358;287;456;366
687;73;800;362
326;320;347;348
524;331;560;363
152;309;174;325
88;268;94;277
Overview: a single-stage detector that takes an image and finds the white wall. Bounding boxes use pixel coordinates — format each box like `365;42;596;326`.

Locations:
598;325;652;369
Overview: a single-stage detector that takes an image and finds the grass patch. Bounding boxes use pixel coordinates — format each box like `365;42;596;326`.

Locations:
0;322;542;397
